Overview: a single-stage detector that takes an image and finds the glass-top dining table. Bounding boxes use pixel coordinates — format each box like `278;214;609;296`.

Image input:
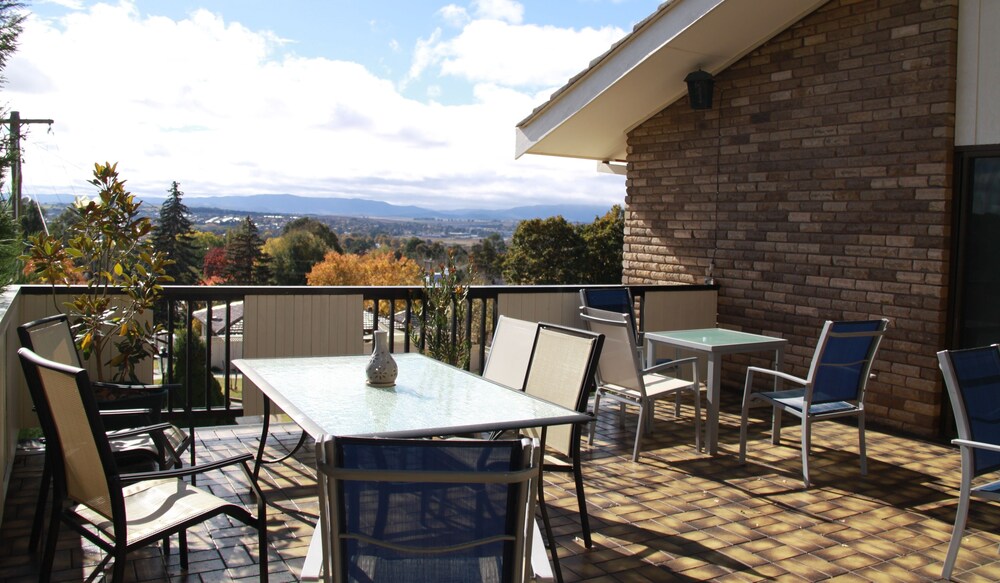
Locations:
233;352;590;582
233;353;591;440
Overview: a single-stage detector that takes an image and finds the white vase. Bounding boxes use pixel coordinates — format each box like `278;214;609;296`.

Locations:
366;330;398;387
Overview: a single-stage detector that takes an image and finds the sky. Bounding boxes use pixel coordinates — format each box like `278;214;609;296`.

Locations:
3;0;662;210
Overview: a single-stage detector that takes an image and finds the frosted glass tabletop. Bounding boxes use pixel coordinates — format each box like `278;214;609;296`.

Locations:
233;353;590;439
645;328;786;353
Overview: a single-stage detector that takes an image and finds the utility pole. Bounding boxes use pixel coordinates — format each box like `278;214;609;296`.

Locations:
2;110;54;219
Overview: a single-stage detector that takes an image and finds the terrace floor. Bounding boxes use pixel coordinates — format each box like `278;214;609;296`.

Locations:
2;393;1000;582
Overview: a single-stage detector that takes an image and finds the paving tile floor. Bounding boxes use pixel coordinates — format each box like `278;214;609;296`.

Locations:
2;392;1000;582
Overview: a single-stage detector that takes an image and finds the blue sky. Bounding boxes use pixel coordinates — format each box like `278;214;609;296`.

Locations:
7;0;661;210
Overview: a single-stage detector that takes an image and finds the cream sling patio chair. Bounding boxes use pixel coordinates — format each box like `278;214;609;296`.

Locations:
937;345;1000;580
580;307;701;462
738;319;889;487
17;347;268;583
483;315;538;390
520;322;603;555
18;313;192;553
303;436;544;583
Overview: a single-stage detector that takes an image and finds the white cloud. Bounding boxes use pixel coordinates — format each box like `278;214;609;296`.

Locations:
6;1;626;210
438;4;469;27
436;20;623;87
472;0;524;24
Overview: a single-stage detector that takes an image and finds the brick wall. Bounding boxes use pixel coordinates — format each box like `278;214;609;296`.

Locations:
623;0;959;436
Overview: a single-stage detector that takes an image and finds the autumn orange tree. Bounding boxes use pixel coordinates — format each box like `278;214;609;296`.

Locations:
307;251;423;286
307;250;423;316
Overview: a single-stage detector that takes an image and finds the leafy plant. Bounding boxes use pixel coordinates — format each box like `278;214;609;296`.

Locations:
413;253;470;368
22;162;173;381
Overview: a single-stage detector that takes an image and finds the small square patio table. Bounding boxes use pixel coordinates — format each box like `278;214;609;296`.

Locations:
644;328;787;456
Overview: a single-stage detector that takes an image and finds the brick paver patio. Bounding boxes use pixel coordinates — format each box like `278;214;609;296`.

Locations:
2;393;999;582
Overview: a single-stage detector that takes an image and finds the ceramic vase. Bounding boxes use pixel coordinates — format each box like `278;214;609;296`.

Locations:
366;330;398;387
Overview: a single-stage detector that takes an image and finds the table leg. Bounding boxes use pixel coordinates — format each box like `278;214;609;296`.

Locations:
535;427;564;583
252;395;273;485
706;355;722;456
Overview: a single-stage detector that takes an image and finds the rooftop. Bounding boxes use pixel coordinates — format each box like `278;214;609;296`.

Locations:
1;392;998;581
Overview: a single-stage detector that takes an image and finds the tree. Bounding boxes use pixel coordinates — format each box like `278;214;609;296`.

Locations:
470;233;507;284
282;217;342;253
190;229;225;273
306;250;423;287
21;162;171;381
171;328;224;408
264;229;330;285
223;216;266;285
0;198;18;291
502;216;586;284
0;1;25;87
579;205;625;284
151;181;200;284
202;246;228;284
0;1;26;206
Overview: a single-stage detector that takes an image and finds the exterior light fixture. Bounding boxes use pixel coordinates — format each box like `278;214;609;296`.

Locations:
684;69;714;110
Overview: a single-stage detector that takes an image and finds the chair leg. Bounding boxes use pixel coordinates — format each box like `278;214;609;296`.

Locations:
632;401;646;462
800;417;811;488
179;529;188;570
39;497;61;583
571;456;592;548
111;546;127;583
617;402;626;429
739;394;752;464
858;413;867;476
30;452;52;553
943;451;974;580
691;387;702;453
588;391;602;445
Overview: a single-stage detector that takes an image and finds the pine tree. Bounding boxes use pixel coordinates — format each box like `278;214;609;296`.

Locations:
151;181;200;285
223;216;265;285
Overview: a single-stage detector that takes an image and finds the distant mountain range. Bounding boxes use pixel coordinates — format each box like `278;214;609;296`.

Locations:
30;193;614;224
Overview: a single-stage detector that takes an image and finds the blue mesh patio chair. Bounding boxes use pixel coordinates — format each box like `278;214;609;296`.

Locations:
17;347;267;583
580;307;701;462
303;436;545;583
579;287;642;356
738;319;889;487
937;345;1000;580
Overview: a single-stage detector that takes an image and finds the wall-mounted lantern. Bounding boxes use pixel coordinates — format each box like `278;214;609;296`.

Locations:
684;69;715;110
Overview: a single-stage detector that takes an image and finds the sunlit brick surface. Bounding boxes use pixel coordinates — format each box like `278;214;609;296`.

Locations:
3;393;1000;581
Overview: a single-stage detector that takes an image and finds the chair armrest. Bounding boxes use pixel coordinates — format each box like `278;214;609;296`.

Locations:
952;439;1000;454
107;422;175;440
93;381;181;393
300;520;325;582
644;356;698;375
120;452;254;483
100;407;155;418
745;366;808;387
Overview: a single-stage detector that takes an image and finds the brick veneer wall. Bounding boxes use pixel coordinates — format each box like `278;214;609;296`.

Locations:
623;0;958;436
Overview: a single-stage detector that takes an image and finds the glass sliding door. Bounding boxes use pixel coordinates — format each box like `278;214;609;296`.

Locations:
952;149;1000;348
